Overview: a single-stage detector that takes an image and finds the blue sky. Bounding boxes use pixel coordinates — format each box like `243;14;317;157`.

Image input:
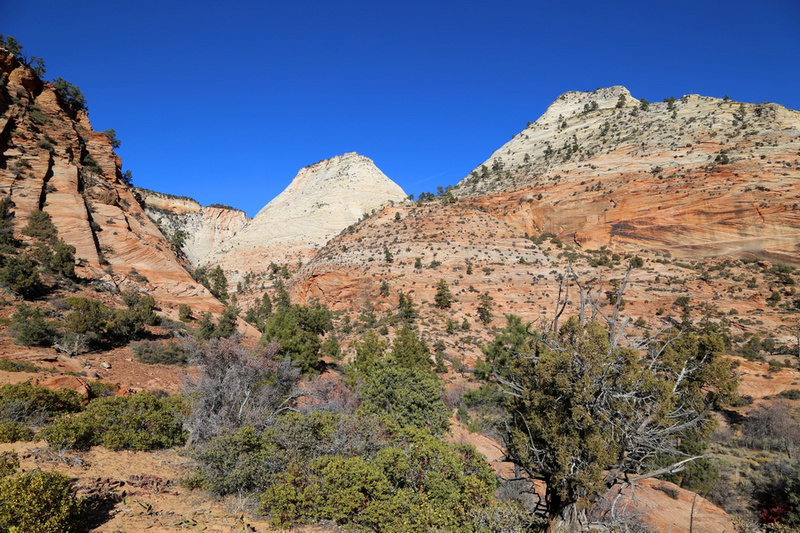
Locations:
3;0;799;217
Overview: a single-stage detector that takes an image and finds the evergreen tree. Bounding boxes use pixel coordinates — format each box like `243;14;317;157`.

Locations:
351;330;388;375
262;304;333;374
209;266;228;302
488;316;737;532
273;278;291;309
397;292;418;322
390;324;431;371
476;292;494;325
433;279;454;309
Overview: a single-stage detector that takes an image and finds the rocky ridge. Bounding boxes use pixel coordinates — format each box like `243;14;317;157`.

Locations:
0;50;223;315
452;86;800;263
136;188;248;267
281;88;800;363
146;152;408;285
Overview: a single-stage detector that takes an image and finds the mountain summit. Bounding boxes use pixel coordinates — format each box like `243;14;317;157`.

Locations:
451;86;800;263
147;152;408;284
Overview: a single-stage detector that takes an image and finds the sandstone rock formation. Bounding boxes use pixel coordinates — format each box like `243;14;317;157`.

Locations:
454;86;800;263
285;88;800;362
136;189;248;267
0;50;223;314
144;152;408;286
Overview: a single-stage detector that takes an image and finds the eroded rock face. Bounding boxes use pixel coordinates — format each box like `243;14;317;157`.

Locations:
208;152;407;283
0;50;223;314
136;189;248;267
454;86;800;262
145;152;408;285
285;88;800;362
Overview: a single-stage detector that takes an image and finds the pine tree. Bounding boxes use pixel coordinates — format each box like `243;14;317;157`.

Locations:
433;279;454;309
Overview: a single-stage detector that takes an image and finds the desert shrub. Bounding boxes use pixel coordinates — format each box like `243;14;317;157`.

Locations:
0;469;86;532
778;389;800;400
132;339;190;365
259;425;497;531
32;239;76;278
111;292;158;340
0;254;41;298
741;402;800;456
21;209;57;242
0;382;82;430
58;294;155;352
40;415;95;451
61;297;113;350
0;451;18;479
87;380;117;398
0;357;40;373
178;303;192;321
0;420;33;442
468;500;543;532
43;392;186;451
182;337;300;444
358;362;449;435
192;412;390;497
8;303;57;346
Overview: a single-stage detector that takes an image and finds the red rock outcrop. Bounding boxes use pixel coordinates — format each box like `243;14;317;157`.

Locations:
0;50;223;315
455;87;800;264
143;152;408;290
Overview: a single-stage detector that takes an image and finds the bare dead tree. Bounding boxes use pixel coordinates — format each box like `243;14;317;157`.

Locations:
182;336;302;445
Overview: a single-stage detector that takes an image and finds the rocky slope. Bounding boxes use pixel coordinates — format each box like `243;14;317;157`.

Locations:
136;189;248;267
146;152;408;286
282;89;800;366
0;50;223;315
454;86;800;263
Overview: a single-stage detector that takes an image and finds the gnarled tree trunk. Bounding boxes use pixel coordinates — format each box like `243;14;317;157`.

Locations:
547;495;589;533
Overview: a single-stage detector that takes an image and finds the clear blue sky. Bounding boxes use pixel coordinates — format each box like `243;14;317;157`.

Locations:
4;0;799;217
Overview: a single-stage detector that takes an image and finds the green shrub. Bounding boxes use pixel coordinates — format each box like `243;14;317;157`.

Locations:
29;107;51;125
0;254;41;298
112;292;158;340
192;412;386;496
0;357;41;373
34;239;76;278
9;303;57;346
40;416;95;451
21;210;58;242
52;77;87;111
0;382;82;428
43;392;186;451
87;380;117;398
259;425;497;532
262;303;333;373
0;451;18;479
0;470;86;532
358;363;449;435
132;339;190;365
0;420;33;442
178;303;192;321
778;389;800;400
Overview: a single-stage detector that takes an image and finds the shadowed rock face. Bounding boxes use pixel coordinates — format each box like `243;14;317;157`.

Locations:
0;50;223;314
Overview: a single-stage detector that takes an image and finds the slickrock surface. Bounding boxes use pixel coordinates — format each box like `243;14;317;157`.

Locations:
455;86;800;263
145;152;408;286
137;189;248;266
0;50;223;314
